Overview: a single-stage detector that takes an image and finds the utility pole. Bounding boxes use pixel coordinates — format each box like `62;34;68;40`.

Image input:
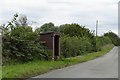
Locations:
96;20;98;37
95;20;98;52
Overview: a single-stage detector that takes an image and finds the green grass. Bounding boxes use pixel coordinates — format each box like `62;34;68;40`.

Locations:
0;67;2;80
2;44;114;79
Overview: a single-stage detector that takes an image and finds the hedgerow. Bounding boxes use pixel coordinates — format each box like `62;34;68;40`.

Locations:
1;14;119;65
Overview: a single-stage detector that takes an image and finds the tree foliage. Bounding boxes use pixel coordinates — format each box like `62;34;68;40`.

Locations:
35;22;59;34
104;31;120;46
59;23;94;38
60;36;94;58
15;14;28;27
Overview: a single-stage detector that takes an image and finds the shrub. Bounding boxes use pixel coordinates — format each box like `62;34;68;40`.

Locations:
2;26;52;64
60;35;112;58
96;36;112;51
60;35;94;58
104;32;120;46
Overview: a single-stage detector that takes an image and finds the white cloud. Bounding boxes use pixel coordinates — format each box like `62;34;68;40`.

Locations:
0;0;119;35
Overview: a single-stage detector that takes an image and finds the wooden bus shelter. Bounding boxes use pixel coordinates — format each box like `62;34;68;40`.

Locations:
40;32;60;60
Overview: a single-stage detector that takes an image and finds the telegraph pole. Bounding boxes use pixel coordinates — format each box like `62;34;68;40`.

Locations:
95;20;98;51
96;20;98;37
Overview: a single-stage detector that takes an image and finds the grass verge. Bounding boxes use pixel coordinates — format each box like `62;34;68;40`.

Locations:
2;44;114;79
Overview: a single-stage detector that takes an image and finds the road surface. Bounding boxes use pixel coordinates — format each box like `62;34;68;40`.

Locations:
33;47;118;78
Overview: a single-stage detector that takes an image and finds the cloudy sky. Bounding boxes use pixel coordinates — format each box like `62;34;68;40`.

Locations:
0;0;119;35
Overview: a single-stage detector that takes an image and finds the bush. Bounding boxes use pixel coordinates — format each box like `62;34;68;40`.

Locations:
60;35;112;58
60;35;95;58
2;26;52;64
96;36;112;51
104;32;120;46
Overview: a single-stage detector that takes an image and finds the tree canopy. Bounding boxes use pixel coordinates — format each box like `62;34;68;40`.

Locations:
35;22;59;34
104;31;120;46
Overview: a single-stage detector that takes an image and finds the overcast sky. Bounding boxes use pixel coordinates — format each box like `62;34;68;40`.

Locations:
0;0;119;35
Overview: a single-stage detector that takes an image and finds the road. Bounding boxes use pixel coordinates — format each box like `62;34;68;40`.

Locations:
33;47;118;78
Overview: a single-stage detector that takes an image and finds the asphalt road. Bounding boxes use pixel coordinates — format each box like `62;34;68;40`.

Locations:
33;47;118;78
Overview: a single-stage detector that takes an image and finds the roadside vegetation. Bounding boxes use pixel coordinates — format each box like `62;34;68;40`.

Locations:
1;13;120;79
2;44;113;78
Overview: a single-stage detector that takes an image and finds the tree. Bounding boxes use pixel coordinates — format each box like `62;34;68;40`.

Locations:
104;31;120;46
59;23;94;38
35;22;59;34
59;23;97;52
15;14;28;27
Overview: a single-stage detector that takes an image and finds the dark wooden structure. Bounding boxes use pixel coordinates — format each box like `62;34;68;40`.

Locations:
40;32;60;60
